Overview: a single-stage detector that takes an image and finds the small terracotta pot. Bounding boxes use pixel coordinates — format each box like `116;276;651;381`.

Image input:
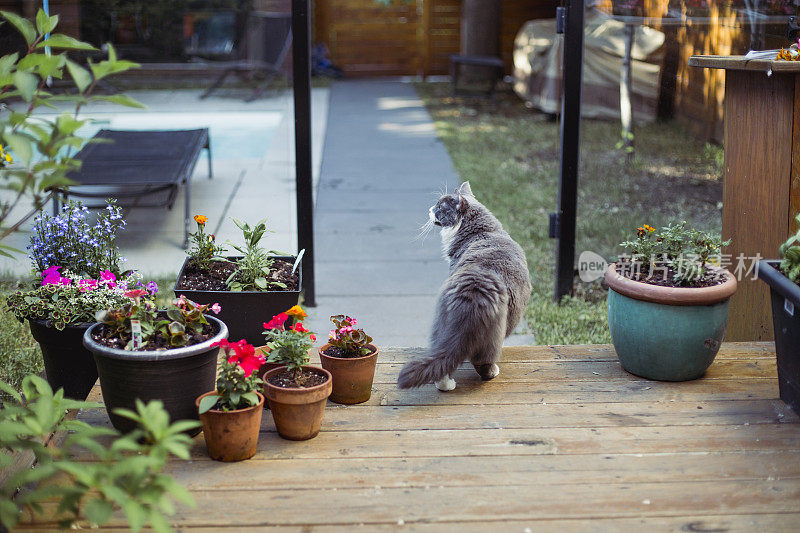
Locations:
319;343;379;404
262;366;332;441
196;391;265;462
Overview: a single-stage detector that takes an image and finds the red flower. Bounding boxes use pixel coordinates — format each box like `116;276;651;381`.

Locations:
211;339;231;350
310;334;316;342
224;339;264;378
292;322;308;333
263;312;289;330
125;289;147;298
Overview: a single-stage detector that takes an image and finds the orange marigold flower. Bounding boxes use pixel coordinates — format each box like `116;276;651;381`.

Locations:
194;214;208;225
643;224;655;232
286;305;308;320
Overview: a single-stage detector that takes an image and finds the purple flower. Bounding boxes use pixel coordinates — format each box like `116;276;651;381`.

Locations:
146;281;159;295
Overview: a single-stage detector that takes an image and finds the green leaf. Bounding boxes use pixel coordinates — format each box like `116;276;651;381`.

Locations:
148;508;172;533
4;133;33;165
92;94;146;109
254;277;267;289
12;70;38;101
35;9;55;36
1;11;36;46
37;33;96;51
65;59;91;93
0;498;20;529
0;379;22;402
197;394;219;414
241;391;259;406
84;497;113;525
0;52;19;77
123;501;146;532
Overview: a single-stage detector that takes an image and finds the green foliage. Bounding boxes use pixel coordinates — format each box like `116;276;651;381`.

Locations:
198;340;265;414
6;272;134;330
0;9;142;249
96;294;217;350
0;375;197;531
327;315;374;356
185;215;226;271
619;222;730;286
779;214;800;283
225;218;285;292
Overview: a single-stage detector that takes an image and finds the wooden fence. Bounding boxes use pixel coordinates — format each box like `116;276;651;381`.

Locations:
313;0;556;77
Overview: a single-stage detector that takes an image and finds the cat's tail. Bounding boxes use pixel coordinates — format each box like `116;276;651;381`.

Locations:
397;271;507;389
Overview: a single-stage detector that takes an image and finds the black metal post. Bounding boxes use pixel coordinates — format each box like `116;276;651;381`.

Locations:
292;0;316;306
553;0;584;301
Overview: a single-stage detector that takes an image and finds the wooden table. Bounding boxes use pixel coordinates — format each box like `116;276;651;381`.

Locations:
689;55;800;341
17;343;800;530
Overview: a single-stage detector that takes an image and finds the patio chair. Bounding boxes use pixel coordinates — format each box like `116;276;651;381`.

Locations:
199;12;293;101
53;129;212;248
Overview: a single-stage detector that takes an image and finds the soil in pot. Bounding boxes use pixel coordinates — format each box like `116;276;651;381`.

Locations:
28;320;97;401
614;261;726;288
263;366;332;441
175;258;299;291
196;391;265;462
320;344;379;404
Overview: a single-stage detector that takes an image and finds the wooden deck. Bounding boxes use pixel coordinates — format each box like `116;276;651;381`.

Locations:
19;342;800;531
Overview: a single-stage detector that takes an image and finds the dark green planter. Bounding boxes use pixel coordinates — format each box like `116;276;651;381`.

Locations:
605;264;737;382
28;319;97;400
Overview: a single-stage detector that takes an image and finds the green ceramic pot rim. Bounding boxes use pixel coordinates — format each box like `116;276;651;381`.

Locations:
605;263;737;306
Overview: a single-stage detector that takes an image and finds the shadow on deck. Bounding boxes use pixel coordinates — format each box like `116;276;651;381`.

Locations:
18;342;800;530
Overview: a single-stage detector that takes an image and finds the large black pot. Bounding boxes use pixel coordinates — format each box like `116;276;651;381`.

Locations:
28;319;97;400
173;256;301;345
83;316;228;434
757;260;800;414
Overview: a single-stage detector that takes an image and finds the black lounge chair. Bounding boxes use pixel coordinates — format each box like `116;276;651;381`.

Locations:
54;129;212;248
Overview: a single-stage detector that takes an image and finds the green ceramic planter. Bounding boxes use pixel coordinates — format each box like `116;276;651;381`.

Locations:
605;264;737;382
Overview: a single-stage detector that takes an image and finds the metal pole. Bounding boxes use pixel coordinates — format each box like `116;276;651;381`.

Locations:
292;0;316;306
553;0;584;301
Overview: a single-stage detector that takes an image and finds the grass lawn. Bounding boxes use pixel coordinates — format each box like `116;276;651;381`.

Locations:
415;82;723;344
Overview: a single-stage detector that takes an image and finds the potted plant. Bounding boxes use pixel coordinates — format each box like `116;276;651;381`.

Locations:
174;216;302;345
605;222;738;381
757;214;800;414
5;201;139;400
83;293;228;434
261;307;332;440
196;339;266;461
319;315;379;404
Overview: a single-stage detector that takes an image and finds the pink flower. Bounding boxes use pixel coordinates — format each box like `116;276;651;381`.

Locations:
41;266;63;286
58;277;72;286
210;302;222;315
125;289;147;298
339;326;353;334
263;312;289;330
349;317;357;326
329;329;338;340
99;270;116;288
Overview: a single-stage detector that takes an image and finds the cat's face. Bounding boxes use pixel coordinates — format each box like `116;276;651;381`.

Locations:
429;194;464;228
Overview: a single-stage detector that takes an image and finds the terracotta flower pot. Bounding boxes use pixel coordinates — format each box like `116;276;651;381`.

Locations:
319;343;379;404
254;345;286;410
196;391;265;462
262;366;332;441
605;263;737;381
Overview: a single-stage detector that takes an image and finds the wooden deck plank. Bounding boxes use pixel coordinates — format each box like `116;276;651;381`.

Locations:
15;342;800;531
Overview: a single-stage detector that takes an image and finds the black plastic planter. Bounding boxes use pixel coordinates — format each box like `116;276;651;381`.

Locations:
28;319;97;401
83;316;228;435
757;260;800;414
173;256;301;345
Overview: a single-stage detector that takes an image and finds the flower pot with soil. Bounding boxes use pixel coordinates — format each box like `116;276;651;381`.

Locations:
84;294;228;434
196;339;266;461
261;308;331;440
5;201;147;400
174;216;301;346
319;315;379;404
756;216;800;414
606;223;737;381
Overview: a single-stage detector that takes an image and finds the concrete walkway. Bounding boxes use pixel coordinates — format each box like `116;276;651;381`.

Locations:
304;80;458;347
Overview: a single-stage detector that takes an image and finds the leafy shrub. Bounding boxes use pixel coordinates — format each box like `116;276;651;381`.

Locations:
779;214;800;283
226;219;285;292
326;315;374;356
0;375;198;531
185;215;226;271
262;306;315;376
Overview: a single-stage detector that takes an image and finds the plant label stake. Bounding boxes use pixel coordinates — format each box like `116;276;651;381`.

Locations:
131;320;142;349
291;249;305;276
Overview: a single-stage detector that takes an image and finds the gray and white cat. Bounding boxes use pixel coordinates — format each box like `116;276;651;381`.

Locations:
397;182;532;391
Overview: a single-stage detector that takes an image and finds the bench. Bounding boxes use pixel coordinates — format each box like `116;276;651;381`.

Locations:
55;129;212;248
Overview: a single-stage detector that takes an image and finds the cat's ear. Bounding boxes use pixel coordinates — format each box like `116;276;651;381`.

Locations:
458;181;473;197
457;192;468;212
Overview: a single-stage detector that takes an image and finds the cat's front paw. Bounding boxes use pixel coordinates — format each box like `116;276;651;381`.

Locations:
435;375;456;391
